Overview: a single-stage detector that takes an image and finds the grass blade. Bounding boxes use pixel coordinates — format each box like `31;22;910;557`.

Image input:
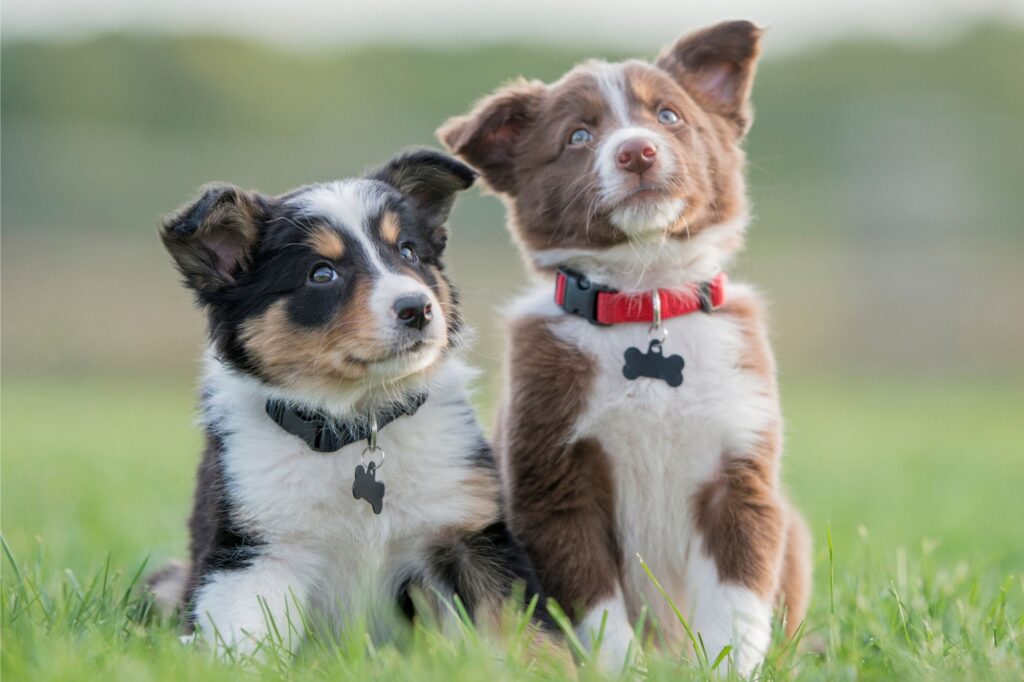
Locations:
637;552;706;669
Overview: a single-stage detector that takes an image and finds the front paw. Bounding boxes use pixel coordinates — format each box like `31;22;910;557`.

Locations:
194;615;270;660
697;605;771;677
576;595;640;676
590;629;643;676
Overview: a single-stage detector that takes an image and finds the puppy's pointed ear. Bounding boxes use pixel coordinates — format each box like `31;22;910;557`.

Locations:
656;20;764;136
160;184;264;293
437;78;546;194
370;148;476;247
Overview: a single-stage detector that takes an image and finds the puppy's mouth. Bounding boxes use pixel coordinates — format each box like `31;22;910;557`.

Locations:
399;339;426;354
621;183;669;201
606;186;687;235
352;338;437;366
352;331;444;368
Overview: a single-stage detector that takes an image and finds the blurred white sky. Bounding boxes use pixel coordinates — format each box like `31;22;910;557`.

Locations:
3;0;1023;52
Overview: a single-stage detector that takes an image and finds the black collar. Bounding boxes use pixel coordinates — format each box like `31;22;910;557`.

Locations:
265;393;428;453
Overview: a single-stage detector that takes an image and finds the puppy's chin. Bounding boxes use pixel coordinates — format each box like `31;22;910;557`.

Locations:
263;341;447;414
608;196;686;236
363;341;446;383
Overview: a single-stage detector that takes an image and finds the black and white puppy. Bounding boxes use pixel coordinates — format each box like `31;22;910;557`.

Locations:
151;149;556;654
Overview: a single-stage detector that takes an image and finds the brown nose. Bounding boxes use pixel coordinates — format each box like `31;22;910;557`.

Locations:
393;294;432;330
616;139;658;175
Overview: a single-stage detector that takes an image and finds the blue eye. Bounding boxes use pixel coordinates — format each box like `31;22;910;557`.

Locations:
657;108;680;125
399;242;418;263
309;264;337;284
568;128;593;146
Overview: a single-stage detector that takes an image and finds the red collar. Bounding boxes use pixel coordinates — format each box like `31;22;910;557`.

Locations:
554;267;727;326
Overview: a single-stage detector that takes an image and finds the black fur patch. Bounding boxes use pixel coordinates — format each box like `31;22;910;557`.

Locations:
183;431;265;623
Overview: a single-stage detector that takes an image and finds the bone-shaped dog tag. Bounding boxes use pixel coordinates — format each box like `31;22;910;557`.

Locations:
622;339;685;387
353;461;385;514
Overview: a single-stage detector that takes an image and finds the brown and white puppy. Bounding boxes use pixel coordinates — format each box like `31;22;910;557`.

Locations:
439;22;810;675
150;149;559;656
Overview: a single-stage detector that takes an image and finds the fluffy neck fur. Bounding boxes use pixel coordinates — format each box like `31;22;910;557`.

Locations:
527;216;747;292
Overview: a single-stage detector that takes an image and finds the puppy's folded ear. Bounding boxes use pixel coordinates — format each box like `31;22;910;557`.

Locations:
437;78;546;194
370;148;476;246
656;20;764;136
160;184;264;293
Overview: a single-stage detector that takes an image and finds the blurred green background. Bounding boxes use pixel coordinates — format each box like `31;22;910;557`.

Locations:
2;21;1023;581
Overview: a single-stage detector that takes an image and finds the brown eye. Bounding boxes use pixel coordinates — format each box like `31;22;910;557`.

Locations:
568;128;593;146
657;108;680;125
309;264;337;284
399;242;418;263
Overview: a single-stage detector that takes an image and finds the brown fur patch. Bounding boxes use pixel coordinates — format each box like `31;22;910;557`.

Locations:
496;317;621;618
380;211;402;245
693;450;784;599
721;289;777;390
240;279;380;387
307;226;345;261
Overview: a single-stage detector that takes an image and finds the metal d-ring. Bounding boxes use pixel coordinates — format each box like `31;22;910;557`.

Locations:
362;413;385;469
648;289;668;342
367;413;379;450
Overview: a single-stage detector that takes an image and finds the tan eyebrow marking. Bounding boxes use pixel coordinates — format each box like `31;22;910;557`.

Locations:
308;226;345;260
380;210;401;245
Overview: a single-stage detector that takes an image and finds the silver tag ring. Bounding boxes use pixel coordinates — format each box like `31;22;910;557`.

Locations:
367;413;379;450
648;289;668;341
361;445;386;470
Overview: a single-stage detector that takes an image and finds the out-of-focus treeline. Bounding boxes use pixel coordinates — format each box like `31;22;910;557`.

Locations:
2;23;1022;380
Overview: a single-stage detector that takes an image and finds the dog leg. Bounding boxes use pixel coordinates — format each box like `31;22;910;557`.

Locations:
689;456;788;676
506;436;634;674
190;548;318;658
499;318;634;673
686;549;773;676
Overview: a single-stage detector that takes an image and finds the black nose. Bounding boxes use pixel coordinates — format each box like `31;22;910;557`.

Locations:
393;294;433;330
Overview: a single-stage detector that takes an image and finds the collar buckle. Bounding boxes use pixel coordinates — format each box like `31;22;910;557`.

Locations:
557;267;613;326
697;279;722;313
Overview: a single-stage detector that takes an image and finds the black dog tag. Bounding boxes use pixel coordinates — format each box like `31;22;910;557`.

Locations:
353;462;385;514
622;339;685;387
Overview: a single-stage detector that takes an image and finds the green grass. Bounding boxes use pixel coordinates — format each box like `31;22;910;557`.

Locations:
2;375;1022;680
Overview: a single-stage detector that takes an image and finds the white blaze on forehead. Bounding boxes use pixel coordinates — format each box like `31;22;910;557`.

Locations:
289;180;389;273
586;62;687;235
589;60;631;127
